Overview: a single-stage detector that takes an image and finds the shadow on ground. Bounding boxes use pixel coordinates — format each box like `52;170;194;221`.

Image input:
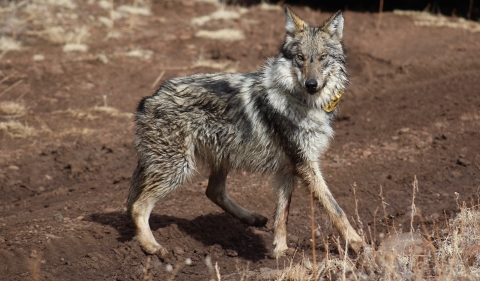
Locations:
90;211;269;262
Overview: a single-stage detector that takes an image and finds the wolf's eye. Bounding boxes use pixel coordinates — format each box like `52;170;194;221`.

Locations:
296;54;304;61
320;54;328;60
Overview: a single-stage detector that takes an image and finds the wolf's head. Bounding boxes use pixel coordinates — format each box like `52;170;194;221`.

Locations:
280;7;347;101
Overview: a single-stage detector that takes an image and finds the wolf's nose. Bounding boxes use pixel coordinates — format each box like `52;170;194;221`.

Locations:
305;79;318;93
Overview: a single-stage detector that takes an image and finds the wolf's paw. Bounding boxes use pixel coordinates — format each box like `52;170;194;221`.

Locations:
241;213;268;227
349;239;364;255
138;238;171;260
346;232;364;254
153;246;171;260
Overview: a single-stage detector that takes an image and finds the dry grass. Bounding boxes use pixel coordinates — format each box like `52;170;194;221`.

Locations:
191;9;243;26
56;127;95;137
43;26;90;45
0;117;96;138
259;2;282;11
1;0;155;58
0;120;36;138
195;29;244;41
0;101;26;117
91;105;134;119
62;43;88;52
33;0;77;9
261;204;480;281
0;37;22;51
394;10;480;32
53;106;133;120
127;48;154;60
238;177;480;281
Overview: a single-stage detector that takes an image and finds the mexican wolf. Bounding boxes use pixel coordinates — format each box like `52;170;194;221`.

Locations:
127;7;363;259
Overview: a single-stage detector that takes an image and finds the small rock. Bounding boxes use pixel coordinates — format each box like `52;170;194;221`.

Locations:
226;249;238;257
54;213;63;222
363;150;372;157
76;216;84;221
457;158;471;166
8;165;19;170
451;170;462;178
30;250;38;258
173;246;185;255
33;54;45;61
104;207;116;213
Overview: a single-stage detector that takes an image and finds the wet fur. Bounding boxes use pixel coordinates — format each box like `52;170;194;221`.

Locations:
127;7;363;259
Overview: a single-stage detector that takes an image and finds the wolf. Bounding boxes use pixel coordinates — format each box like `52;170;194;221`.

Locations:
127;7;363;259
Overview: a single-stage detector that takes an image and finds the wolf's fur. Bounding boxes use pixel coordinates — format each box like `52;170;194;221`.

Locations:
127;7;363;259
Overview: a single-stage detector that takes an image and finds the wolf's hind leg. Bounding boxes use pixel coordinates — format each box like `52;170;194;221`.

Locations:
127;160;190;258
206;169;268;227
128;193;169;257
272;173;295;258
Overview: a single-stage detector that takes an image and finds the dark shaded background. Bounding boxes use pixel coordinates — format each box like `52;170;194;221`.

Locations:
234;0;480;20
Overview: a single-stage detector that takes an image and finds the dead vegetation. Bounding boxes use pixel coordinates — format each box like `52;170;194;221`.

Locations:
0;101;26;117
195;28;245;41
394;10;480;32
53;105;134;120
255;180;480;281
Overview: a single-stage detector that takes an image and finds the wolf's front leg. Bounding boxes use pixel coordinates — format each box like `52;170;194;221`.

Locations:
272;173;295;258
297;163;363;253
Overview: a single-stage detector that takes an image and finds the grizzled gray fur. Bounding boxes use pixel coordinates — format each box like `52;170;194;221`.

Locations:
127;7;363;259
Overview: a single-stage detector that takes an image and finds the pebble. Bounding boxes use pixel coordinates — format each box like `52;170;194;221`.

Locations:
226;249;238;257
54;213;63;222
173;246;185;255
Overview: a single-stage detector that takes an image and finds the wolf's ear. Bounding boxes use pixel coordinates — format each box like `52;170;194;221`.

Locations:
322;11;344;39
285;7;307;35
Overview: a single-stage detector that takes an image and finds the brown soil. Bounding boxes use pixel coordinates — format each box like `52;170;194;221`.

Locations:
1;2;479;280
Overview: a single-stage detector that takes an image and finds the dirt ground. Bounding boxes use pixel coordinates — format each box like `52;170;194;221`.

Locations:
1;1;479;280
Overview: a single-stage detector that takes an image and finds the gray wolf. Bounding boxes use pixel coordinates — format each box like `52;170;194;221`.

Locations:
127;7;363;259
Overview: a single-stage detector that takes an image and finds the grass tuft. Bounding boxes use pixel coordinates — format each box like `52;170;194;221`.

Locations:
394;10;480;32
191;9;242;26
195;29;244;41
0;101;26;117
0;120;36;138
0;37;22;51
